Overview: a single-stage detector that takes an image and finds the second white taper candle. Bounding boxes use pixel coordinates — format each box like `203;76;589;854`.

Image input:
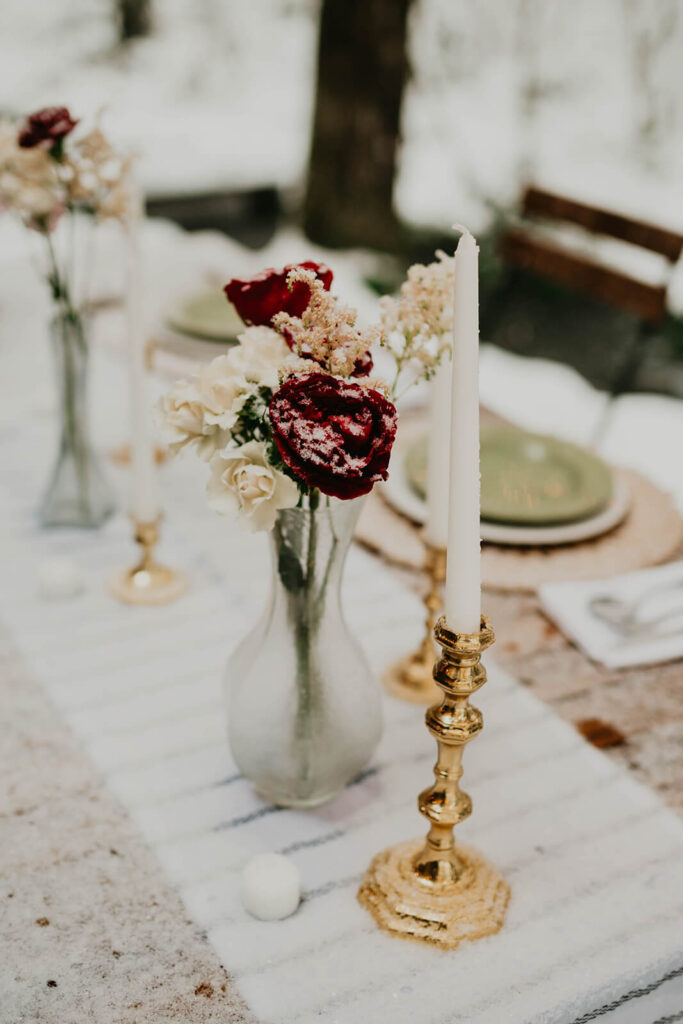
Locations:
125;172;158;524
425;359;451;548
444;228;481;634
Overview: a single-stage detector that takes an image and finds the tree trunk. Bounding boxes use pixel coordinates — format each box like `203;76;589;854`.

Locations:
304;0;412;252
117;0;152;41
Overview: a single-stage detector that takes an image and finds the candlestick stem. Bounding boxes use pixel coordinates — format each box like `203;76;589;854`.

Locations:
383;544;445;704
109;517;187;606
358;615;509;949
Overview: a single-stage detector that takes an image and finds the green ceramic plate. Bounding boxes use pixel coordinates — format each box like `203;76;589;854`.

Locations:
166;288;244;342
405;425;613;526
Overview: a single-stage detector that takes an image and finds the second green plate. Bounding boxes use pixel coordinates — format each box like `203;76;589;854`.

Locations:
405;425;613;526
166;288;245;343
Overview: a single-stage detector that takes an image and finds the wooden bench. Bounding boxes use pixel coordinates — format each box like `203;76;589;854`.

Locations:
500;187;683;324
490;187;683;408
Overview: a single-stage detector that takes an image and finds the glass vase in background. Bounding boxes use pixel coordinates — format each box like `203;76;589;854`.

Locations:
39;310;115;529
225;497;382;808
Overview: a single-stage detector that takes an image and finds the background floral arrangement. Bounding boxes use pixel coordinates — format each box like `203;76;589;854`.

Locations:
0;105;131;527
161;255;455;532
0;106;131;322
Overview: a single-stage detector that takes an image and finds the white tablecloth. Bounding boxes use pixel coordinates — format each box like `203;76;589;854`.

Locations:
1;431;683;1023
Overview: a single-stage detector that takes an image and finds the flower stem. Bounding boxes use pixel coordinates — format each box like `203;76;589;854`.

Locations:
291;490;322;790
57;312;91;521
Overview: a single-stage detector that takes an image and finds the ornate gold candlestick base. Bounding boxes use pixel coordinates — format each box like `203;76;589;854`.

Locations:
383;544;445;704
359;616;509;950
109;518;187;606
358;839;508;948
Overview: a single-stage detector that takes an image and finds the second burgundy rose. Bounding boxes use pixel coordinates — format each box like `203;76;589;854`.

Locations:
225;261;333;328
225;262;373;378
18;107;78;149
269;373;397;500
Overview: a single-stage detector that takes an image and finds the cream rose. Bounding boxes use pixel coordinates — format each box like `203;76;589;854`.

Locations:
158;379;226;460
199;355;251;430
197;329;292;431
230;326;291;387
207;440;299;532
0;133;66;229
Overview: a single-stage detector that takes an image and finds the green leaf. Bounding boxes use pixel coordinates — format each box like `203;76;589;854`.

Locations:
277;541;306;594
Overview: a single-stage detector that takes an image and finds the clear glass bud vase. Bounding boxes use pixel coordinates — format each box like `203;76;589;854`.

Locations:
225;497;382;808
40;311;115;529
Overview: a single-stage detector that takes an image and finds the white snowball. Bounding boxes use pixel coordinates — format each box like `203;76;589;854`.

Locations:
37;557;85;600
240;852;301;921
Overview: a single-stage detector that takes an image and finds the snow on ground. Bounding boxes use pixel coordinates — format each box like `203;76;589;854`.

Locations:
0;0;316;194
1;0;682;235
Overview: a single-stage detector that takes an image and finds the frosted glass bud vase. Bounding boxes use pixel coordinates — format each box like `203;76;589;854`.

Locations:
224;497;382;808
40;310;115;528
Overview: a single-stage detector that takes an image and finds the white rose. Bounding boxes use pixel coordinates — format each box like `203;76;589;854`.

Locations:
158;380;225;460
197;329;292;431
0;138;66;227
230;326;291;387
16;183;59;220
199;354;252;430
207;440;299;532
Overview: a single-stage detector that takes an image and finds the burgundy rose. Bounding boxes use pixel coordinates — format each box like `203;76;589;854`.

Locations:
18;107;78;150
224;261;333;328
269;373;397;500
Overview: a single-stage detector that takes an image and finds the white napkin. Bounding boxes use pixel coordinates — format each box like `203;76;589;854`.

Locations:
539;560;683;668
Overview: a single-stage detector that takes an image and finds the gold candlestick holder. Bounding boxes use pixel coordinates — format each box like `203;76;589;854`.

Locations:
358;615;509;950
109;517;187;606
383;543;445;704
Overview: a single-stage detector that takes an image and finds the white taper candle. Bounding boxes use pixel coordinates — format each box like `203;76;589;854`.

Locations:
425;359;451;548
444;227;481;634
125;172;158;524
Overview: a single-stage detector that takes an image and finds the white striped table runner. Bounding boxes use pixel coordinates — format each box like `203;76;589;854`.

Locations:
1;424;682;1024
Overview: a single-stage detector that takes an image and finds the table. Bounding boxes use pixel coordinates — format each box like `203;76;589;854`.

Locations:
1;217;682;1023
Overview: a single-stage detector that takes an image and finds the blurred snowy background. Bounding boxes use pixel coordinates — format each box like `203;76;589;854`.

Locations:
2;0;681;229
2;0;683;392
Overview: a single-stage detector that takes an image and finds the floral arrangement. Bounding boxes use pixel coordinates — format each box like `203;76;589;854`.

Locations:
0;106;132;323
161;262;397;531
161;253;456;533
0;106;131;527
161;255;457;802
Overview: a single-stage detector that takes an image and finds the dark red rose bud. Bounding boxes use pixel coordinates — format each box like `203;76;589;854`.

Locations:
224;261;333;328
269;373;397;500
351;350;374;377
18;107;78;149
